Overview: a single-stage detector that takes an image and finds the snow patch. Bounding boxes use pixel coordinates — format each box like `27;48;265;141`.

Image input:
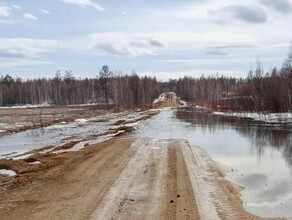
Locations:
75;118;88;124
153;93;165;104
178;100;187;107
12;153;33;160
0;169;17;176
213;111;292;124
0;103;50;109
213;111;225;115
29;161;41;165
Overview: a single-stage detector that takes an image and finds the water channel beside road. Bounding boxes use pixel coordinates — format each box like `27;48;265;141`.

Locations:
135;107;292;219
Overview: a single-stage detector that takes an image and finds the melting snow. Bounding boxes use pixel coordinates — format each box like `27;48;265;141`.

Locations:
153;93;165;104
0;103;50;109
0;169;17;176
12;153;33;160
179;100;187;107
212;111;292;124
75;118;88;123
29;161;41;165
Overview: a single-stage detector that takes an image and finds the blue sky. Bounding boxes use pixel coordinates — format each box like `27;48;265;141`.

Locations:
0;0;291;80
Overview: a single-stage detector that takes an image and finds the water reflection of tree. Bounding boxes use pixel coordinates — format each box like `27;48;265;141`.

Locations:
235;126;292;166
176;108;292;167
283;144;292;167
176;108;253;133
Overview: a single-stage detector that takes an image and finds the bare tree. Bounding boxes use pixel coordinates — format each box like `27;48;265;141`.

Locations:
98;65;113;109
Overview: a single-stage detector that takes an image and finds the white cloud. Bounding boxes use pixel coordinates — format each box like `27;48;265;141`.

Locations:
257;0;292;14
210;5;267;24
39;9;50;15
176;1;269;24
96;42;156;56
0;38;58;59
0;5;10;17
90;31;256;56
59;0;105;12
148;38;165;48
0;0;290;76
0;38;58;71
90;32;167;57
0;60;52;69
23;13;38;20
86;29;291;68
12;5;22;10
206;48;231;56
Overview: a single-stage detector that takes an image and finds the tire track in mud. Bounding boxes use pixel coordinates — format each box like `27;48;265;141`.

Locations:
90;139;201;220
162;142;200;220
90;139;169;220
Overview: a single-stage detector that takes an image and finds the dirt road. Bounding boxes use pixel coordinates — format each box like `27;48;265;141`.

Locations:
154;92;184;108
0;136;265;220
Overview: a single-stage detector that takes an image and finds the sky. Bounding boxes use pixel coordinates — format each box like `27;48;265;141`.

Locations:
0;0;291;80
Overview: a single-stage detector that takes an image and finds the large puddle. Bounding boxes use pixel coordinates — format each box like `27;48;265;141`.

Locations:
135;108;292;219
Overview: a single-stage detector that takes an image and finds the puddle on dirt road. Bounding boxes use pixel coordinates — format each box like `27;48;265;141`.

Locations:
135;108;292;219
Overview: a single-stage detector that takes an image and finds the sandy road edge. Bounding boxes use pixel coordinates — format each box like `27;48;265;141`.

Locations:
181;141;283;220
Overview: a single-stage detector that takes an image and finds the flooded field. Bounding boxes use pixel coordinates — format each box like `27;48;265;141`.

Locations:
135;107;292;219
0;110;145;159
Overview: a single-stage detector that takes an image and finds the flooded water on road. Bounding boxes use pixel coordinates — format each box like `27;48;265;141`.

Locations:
135;107;292;219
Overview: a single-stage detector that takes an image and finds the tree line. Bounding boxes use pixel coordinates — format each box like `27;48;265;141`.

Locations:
0;68;162;109
237;55;292;112
0;46;291;112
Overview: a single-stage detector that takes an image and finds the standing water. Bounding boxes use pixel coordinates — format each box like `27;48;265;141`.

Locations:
135;107;292;219
0;112;142;159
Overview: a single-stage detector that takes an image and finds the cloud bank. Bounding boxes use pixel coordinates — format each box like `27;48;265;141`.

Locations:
258;0;292;14
59;0;105;12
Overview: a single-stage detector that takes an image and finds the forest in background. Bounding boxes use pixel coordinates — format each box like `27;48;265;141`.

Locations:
0;46;291;113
